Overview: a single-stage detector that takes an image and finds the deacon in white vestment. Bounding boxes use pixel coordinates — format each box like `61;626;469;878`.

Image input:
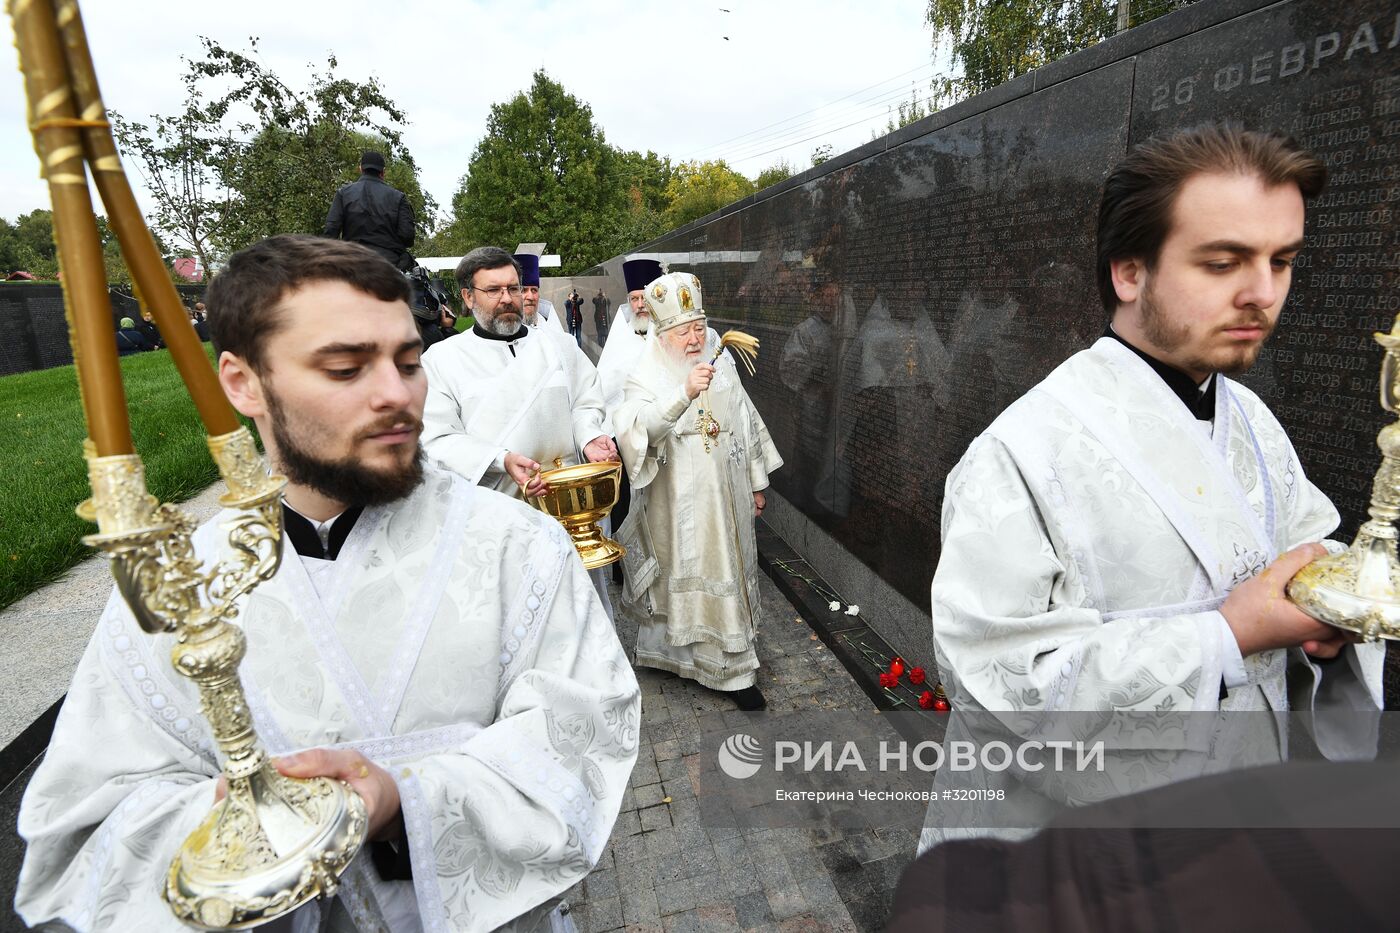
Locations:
614;272;783;711
15;236;640;932
923;126;1383;848
597;259;663;417
421;247;615;498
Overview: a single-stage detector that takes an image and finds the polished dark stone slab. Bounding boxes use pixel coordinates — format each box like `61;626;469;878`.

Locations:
614;59;1133;612
588;0;1400;702
1130;0;1400;552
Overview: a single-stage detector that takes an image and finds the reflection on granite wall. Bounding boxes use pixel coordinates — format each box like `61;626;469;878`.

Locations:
1132;2;1400;539
586;0;1400;670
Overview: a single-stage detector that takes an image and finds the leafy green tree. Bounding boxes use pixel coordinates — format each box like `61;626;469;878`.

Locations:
113;38;432;268
0;218;22;275
925;0;1195;104
0;210;175;284
754;159;795;190
0;210;59;278
662;160;755;228
112;76;231;275
616;149;673;216
588;149;674;259
445;71;624;275
810;144;833;168
14;210;58;276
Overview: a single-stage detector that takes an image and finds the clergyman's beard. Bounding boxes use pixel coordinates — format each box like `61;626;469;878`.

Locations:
632;314;650;336
1139;283;1271;377
480;307;523;337
266;388;425;506
661;337;703;385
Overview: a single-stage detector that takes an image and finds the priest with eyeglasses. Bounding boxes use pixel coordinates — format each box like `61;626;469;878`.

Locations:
421;247;618;607
421;246;615;497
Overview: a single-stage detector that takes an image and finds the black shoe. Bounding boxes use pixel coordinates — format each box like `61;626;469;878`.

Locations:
730;686;767;711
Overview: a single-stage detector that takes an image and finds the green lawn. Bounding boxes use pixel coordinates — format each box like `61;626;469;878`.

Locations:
0;347;232;610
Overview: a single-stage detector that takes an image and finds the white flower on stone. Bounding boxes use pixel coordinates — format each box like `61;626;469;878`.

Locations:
845;605;860;616
828;601;841;611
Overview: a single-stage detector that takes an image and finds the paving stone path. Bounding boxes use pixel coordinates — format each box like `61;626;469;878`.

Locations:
561;572;917;933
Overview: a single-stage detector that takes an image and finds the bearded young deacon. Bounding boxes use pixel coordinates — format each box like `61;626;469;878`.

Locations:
15;236;640;932
613;273;783;711
923;125;1384;845
515;252;565;331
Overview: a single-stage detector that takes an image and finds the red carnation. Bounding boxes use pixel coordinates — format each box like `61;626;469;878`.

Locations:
908;667;926;685
918;690;934;709
878;672;898;689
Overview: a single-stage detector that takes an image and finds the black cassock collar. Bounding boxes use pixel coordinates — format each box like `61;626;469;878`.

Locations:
281;503;364;561
1104;325;1216;422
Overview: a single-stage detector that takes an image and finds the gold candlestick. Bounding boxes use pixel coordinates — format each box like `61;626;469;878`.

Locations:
82;431;367;930
1287;313;1400;641
11;0;368;925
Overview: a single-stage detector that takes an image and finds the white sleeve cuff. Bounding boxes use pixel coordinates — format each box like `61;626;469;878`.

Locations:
663;388;692;423
1212;611;1249;689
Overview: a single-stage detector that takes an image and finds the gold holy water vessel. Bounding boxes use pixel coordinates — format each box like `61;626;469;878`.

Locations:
526;459;627;569
1288;312;1400;641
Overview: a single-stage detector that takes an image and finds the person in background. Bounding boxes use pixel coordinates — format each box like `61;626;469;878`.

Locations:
613;271;783;711
114;316;149;355
593;289;610;345
565;288;584;347
136;310;163;350
515;253;565;331
323;150;416;271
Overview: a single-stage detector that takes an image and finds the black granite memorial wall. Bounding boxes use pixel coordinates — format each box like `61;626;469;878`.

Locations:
587;0;1400;682
0;282;208;377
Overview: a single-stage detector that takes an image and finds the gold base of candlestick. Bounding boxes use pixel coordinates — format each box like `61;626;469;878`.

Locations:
80;428;367;926
166;750;365;929
1288;421;1400;642
1288;525;1400;642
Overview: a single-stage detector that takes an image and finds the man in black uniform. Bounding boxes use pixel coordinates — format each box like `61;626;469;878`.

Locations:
323;150;416;271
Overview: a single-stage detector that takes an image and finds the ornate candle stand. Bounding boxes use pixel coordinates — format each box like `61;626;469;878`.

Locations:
82;427;366;930
1288;313;1400;642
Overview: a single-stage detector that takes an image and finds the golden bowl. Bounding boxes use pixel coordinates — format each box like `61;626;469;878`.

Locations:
525;460;627;570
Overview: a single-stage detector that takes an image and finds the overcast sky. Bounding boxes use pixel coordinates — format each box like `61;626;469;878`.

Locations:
1;1;941;229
